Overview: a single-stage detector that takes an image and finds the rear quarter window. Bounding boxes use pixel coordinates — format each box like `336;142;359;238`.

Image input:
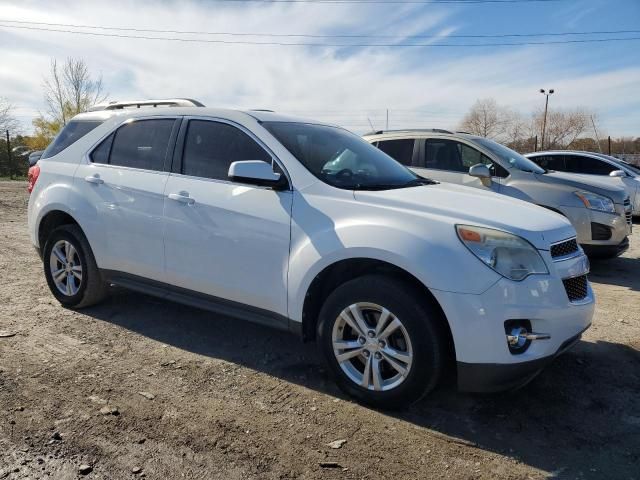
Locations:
41;120;104;159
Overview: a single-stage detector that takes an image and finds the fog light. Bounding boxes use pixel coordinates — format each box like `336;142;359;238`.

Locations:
504;320;551;355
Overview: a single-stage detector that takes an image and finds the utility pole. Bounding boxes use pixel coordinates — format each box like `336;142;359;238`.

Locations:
5;130;11;180
385;109;389;130
534;135;538;152
539;89;554;150
608;136;611;155
590;115;603;153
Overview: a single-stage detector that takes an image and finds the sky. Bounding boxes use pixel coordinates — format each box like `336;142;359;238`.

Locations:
0;0;639;137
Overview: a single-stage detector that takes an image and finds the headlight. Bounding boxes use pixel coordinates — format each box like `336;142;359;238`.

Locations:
456;225;548;281
574;191;615;213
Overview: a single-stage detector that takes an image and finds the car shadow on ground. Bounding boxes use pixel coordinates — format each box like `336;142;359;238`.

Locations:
589;255;640;291
85;291;640;479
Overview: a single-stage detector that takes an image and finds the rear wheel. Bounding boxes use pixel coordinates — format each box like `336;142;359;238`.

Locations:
318;275;447;409
43;225;107;308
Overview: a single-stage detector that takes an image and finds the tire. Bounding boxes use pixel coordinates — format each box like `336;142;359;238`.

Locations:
43;224;107;308
317;274;447;409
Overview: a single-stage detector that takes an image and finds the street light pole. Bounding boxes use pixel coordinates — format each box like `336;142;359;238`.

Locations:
539;88;554;150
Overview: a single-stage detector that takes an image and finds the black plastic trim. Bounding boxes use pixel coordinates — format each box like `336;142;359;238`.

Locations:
457;326;588;393
582;237;629;258
590;222;612;241
101;270;300;335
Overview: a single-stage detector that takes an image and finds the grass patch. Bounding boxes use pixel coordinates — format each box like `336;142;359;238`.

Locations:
0;176;28;181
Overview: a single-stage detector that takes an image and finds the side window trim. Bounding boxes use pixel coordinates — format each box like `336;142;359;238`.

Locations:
411;138;421;167
87;116;180;173
417;138;426;168
174;116;292;190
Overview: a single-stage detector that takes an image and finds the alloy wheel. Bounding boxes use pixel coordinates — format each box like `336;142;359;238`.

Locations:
332;302;413;391
49;240;83;296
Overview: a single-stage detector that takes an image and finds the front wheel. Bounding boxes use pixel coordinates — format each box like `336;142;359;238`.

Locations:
318;275;447;409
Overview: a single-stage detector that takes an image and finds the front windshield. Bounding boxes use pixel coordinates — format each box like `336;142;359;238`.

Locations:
262;122;423;190
471;137;546;174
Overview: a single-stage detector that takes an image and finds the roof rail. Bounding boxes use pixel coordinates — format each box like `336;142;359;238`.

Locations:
363;128;454;136
88;98;205;112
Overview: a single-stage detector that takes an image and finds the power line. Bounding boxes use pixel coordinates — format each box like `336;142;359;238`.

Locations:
50;0;563;3
2;23;639;47
2;19;637;39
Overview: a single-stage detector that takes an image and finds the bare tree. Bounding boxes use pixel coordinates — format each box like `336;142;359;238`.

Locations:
531;107;590;149
43;58;106;126
502;109;528;146
0;97;20;134
459;98;509;140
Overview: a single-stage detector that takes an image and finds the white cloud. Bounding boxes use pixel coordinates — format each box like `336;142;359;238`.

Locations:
0;0;638;136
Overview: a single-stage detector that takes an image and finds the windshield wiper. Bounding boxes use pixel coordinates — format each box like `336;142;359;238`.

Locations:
353;178;438;191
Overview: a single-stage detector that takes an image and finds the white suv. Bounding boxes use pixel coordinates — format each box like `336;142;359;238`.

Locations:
28;100;593;408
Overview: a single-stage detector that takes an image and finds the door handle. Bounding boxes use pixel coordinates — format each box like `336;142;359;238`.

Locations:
168;191;195;205
84;174;104;185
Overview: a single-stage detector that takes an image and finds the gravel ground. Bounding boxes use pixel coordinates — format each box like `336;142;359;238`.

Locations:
0;180;638;480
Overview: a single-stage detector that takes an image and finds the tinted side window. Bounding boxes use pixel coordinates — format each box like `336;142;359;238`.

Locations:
90;134;114;164
460;143;508;178
109;119;175;171
41;120;103;159
376;139;415;166
425;139;465;172
565;156;617;175
532;155;567;171
182;120;271;180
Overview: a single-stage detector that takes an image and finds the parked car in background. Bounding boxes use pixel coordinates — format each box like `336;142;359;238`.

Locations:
28;150;43;167
11;145;31;158
27;100;594;408
525;151;640;216
364;130;633;258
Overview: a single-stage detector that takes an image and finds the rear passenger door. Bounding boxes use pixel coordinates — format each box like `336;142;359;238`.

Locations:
162;118;293;317
74;117;179;281
417;138;503;191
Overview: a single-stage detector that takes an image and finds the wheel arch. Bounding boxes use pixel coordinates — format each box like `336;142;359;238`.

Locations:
37;209;82;255
300;257;456;364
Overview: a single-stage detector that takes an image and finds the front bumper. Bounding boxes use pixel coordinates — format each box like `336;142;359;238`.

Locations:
558;205;631;248
457;326;586;392
431;251;594;391
582;237;629;258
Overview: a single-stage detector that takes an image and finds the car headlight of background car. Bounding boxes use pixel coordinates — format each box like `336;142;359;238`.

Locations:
574;191;616;213
456;225;548;281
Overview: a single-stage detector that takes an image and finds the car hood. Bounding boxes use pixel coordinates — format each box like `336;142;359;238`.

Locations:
537;171;628;203
354;183;575;250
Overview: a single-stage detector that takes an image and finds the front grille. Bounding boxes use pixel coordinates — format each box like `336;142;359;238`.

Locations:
550;238;579;259
624;198;632;226
563;275;588;302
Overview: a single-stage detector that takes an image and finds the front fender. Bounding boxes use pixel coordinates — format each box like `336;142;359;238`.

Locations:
287;220;501;323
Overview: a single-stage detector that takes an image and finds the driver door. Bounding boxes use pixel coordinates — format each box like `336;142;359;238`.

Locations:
162;118;293;317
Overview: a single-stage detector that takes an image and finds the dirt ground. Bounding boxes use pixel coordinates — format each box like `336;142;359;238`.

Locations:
0;180;638;480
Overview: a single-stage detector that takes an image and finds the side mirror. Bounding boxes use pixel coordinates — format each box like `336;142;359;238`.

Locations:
228;160;288;190
609;170;626;178
469;163;492;187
